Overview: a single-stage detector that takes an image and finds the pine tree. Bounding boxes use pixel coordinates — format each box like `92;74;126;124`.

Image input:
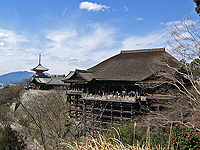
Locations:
194;0;200;15
0;124;26;150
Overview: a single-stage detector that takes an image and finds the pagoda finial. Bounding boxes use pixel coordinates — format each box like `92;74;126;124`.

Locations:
39;53;41;65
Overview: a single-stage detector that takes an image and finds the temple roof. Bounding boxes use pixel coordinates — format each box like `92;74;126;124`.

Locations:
31;76;69;86
88;47;181;81
47;77;70;85
63;47;182;83
31;64;49;71
33;77;51;83
63;69;94;83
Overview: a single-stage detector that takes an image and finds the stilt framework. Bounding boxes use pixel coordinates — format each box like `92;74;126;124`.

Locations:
66;91;150;136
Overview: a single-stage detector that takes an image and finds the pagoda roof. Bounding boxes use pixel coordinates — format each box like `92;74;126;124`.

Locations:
31;64;49;71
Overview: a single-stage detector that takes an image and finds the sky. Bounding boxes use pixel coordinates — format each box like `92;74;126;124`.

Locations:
0;0;199;76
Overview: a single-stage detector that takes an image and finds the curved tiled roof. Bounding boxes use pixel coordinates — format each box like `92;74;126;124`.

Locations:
88;48;181;81
31;64;49;71
62;69;94;82
47;78;69;85
35;77;51;83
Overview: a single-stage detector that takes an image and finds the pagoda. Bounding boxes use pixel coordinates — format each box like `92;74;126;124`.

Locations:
30;54;69;90
31;53;49;77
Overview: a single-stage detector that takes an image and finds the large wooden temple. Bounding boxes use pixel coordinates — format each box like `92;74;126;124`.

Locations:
29;48;194;135
61;47;194;135
63;47;184;95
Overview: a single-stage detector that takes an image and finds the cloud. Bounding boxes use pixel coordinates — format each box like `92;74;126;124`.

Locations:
44;24;117;57
122;31;166;50
49;56;68;61
0;32;9;39
165;19;198;40
165;21;181;26
40;23;120;73
24;48;42;54
124;6;128;11
135;17;144;21
5;53;15;57
0;13;185;76
1;53;15;57
164;19;197;27
0;28;29;51
0;28;48;75
79;1;110;12
45;28;77;50
69;58;98;68
62;8;68;17
0;20;168;76
0;42;4;46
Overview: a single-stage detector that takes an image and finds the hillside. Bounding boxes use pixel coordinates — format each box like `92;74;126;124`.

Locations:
0;71;33;85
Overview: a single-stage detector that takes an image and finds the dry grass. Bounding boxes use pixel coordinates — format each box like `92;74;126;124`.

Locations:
53;127;171;150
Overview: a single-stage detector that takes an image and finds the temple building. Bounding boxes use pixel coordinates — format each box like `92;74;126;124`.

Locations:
30;54;69;90
63;47;186;95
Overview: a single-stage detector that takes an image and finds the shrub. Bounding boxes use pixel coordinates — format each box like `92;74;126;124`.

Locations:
170;124;200;149
0;124;27;150
106;123;145;145
106;122;168;147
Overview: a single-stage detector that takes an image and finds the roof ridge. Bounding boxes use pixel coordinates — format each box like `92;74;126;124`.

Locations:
31;64;49;71
87;53;120;71
121;47;165;54
76;69;92;73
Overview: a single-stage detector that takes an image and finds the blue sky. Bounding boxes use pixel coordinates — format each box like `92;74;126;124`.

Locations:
0;0;198;75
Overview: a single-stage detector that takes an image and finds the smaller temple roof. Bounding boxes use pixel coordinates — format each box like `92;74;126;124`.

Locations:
31;64;49;71
62;69;94;83
33;77;51;83
47;77;69;86
64;71;75;80
31;76;69;86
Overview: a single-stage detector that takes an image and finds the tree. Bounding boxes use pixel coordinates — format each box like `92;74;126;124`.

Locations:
159;17;200;128
167;18;200;61
15;90;83;149
190;58;200;70
128;17;200;134
0;83;24;105
0;124;26;150
194;0;200;15
0;105;13;127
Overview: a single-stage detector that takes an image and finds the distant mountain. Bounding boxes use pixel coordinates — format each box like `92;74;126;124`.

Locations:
0;71;33;85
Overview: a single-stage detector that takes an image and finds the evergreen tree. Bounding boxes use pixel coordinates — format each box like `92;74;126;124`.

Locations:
0;124;26;150
194;0;200;15
190;58;200;71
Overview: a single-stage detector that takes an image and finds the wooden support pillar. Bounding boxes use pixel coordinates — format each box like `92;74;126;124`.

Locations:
69;95;72;117
75;100;78;119
92;100;94;137
83;99;86;135
100;101;103;133
120;103;123;122
131;106;133;122
111;102;113;124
